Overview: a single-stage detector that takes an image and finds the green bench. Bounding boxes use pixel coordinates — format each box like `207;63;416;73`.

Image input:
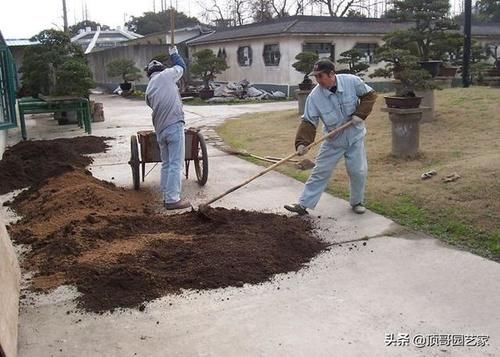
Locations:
18;95;92;140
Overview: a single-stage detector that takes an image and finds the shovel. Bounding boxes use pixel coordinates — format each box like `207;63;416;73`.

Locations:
197;120;353;216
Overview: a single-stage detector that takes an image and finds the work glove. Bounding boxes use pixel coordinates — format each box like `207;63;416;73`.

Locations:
169;45;178;56
351;115;364;124
297;144;308;156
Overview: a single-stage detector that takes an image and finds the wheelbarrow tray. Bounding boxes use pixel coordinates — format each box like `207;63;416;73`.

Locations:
136;129;200;162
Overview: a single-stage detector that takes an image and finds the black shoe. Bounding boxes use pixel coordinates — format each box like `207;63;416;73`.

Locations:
164;199;192;210
284;203;308;216
352;203;366;214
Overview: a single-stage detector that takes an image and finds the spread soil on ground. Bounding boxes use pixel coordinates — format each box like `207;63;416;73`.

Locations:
4;137;328;313
0;136;111;194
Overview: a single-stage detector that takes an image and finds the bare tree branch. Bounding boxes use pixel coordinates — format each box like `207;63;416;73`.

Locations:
270;0;295;17
338;0;355;17
231;0;247;25
311;0;378;17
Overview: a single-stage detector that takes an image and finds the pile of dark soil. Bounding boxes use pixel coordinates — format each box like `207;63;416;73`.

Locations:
0;136;111;194
8;168;328;313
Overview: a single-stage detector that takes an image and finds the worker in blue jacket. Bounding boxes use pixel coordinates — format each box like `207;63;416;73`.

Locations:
285;59;377;216
145;44;191;210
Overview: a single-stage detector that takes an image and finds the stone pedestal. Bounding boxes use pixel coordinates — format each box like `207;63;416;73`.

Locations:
295;90;311;115
485;76;500;87
414;89;434;122
381;107;430;158
434;77;454;88
92;102;105;122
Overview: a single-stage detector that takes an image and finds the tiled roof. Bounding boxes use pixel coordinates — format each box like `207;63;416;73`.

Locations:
5;38;39;47
187;16;500;45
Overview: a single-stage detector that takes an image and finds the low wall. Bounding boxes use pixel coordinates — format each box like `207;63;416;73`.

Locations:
0;130;7;159
86;44;169;87
0;222;20;357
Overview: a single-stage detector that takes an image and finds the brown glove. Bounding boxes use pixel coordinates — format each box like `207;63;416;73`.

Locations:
295;121;317;150
353;90;377;119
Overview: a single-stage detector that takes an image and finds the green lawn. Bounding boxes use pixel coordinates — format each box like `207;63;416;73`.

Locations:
216;86;500;261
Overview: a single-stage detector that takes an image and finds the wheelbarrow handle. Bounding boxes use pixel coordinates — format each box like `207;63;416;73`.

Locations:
200;120;353;207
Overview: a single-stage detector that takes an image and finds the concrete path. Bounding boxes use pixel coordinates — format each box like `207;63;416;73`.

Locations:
3;95;499;357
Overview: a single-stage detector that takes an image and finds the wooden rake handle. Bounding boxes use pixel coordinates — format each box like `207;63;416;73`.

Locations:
200;120;353;208
170;6;175;46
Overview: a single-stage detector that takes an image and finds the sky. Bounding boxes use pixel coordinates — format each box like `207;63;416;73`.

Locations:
1;0;466;39
0;0;203;38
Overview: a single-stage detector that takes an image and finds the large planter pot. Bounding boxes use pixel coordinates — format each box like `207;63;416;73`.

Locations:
298;81;314;90
57;111;78;125
199;89;214;100
120;82;132;91
438;66;458;77
384;96;423;109
419;60;442;78
487;68;500;77
181;91;199;98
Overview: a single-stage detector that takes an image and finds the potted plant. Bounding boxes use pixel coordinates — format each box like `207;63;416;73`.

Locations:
19;29;94;124
190;49;229;99
370;48;435;109
292;52;319;90
106;59;142;92
337;48;370;77
384;0;460;77
55;59;94;97
19;29;87;97
427;33;463;77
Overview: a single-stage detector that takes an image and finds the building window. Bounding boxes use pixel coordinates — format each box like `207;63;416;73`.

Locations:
237;46;252;66
263;44;280;66
353;43;378;64
217;48;227;60
302;42;335;61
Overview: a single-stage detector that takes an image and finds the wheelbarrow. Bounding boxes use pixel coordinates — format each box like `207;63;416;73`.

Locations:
129;128;208;190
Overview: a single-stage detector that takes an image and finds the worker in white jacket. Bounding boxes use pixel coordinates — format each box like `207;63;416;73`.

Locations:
285;59;377;216
145;44;190;210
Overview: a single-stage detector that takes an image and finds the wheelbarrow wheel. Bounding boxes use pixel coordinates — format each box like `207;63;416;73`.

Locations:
129;135;140;190
194;132;208;186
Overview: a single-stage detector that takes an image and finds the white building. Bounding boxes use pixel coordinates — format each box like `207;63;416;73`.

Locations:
186;16;500;95
71;26;143;54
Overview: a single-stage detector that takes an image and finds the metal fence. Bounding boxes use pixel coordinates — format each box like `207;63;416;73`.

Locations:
0;44;18;130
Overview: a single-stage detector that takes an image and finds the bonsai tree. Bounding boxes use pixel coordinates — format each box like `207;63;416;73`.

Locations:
190;49;229;90
292;51;319;88
385;0;460;62
369;47;435;96
55;59;94;97
106;59;142;85
337;48;370;76
19;29;88;96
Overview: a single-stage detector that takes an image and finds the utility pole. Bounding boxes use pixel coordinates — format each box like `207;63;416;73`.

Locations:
462;0;472;87
62;0;69;33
